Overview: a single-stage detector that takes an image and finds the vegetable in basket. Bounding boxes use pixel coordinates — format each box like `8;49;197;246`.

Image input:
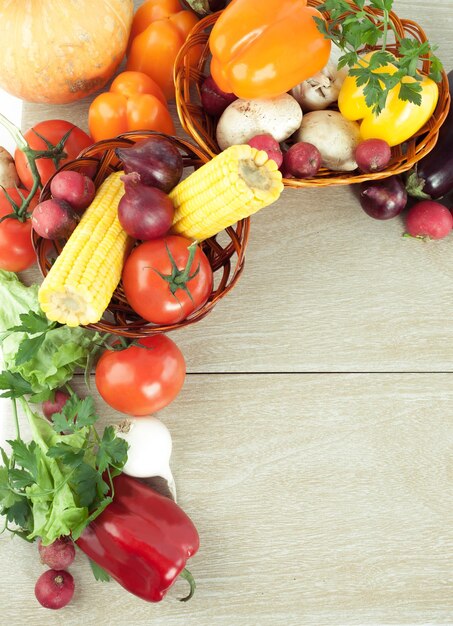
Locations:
209;0;331;99
338;53;439;147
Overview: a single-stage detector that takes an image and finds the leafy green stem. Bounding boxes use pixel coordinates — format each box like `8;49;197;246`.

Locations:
11;398;20;440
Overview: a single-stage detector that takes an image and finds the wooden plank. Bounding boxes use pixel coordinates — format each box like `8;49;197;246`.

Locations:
0;373;452;625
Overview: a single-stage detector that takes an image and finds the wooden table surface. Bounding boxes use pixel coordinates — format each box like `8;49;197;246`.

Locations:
1;1;452;624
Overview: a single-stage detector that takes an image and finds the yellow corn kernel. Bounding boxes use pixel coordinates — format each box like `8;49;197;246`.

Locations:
38;171;130;327
170;144;283;241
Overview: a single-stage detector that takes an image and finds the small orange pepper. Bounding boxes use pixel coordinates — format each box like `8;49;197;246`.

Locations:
88;71;175;142
209;0;331;99
126;0;201;100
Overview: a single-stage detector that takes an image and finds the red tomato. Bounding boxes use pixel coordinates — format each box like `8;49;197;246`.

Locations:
95;335;186;416
15;120;93;189
0;188;38;272
122;235;213;325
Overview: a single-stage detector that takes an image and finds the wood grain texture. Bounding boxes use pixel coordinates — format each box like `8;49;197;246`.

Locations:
0;374;452;625
21;1;453;373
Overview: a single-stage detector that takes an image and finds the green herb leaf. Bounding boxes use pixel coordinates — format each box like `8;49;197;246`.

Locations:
96;426;128;474
398;80;423;106
7;439;38;479
9;468;35;489
6;499;32;528
47;443;85;468
70;463;106;508
51;395;97;434
7;311;53;335
0;371;33;398
89;559;111;583
14;334;48;367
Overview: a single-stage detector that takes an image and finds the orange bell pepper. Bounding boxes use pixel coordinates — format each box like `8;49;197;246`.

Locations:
88;71;175;142
126;0;201;100
209;0;331;99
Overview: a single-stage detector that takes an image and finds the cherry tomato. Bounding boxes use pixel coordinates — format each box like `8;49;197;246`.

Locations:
88;91;175;142
15;120;93;190
122;235;213;325
0;188;38;272
95;334;186;416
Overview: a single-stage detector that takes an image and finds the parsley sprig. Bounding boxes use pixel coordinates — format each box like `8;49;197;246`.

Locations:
314;0;443;114
0;392;128;545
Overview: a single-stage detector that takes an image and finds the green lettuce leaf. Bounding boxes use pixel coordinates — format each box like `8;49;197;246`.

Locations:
0;271;100;393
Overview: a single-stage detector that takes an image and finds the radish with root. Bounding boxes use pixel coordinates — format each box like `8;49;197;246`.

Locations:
34;569;75;610
283;142;322;178
32;199;79;239
405;201;453;239
38;537;75;570
355;138;392;173
247;134;283;168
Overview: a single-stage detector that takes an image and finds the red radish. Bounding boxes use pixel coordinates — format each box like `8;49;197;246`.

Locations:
38;537;76;570
118;173;175;240
355;138;391;173
282;142;322;178
200;75;237;117
32;199;79;239
34;569;75;610
405;200;453;239
247;134;283;168
50;171;96;213
42;390;70;420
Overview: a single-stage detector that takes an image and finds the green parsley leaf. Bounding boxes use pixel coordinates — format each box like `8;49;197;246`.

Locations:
89;559;111;583
51;395;97;434
6;311;53;335
70;462;106;508
398;81;423;106
0;371;33;398
8;468;35;490
96;426;128;474
7;440;38;480
47;443;85;468
6;499;32;528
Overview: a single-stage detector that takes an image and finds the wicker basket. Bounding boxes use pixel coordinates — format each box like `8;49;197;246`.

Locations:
32;131;250;337
174;0;451;188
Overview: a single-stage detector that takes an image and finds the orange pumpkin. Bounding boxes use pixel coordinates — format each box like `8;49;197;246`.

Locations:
0;0;134;104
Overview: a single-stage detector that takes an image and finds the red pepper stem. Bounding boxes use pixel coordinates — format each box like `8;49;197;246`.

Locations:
179;567;196;602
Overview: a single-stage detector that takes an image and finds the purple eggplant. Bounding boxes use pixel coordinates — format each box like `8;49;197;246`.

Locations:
406;70;453;200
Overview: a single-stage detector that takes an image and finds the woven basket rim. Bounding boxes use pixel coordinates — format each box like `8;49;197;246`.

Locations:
174;1;451;188
32;131;250;337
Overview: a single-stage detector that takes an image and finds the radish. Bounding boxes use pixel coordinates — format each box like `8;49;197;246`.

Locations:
50;171;95;213
32;199;79;239
405;200;453;239
115;416;176;500
282;142;322;178
38;537;75;570
247;134;283;168
355;138;392;173
34;570;75;610
42;390;70;420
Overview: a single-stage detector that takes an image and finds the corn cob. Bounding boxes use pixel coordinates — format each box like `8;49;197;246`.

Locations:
170;144;284;241
38;170;129;327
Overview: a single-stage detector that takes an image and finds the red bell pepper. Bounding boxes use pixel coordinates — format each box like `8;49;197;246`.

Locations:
76;474;199;602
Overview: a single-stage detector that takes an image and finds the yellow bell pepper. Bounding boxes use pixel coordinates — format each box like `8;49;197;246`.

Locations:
338;54;439;147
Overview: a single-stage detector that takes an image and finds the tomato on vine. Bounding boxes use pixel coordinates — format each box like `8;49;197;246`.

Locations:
0;187;38;272
121;236;213;325
14;120;92;189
